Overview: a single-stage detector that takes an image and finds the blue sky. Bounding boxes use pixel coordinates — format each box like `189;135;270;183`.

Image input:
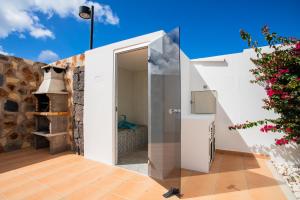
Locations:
0;0;299;63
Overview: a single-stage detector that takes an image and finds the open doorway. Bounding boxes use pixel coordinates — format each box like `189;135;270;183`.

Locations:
115;47;148;175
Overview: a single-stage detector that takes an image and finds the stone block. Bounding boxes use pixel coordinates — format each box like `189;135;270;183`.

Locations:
5;68;15;77
8;92;21;102
4;132;22;151
73;91;84;105
29;81;36;87
74;104;83;122
20;81;27;86
0;144;4;153
3;121;17;129
17;114;25;124
11;61;18;70
73;70;84;91
0;54;9;61
23;102;35;112
3;113;17;122
0;88;8;97
23;96;34;103
0;73;3;86
6;77;19;84
0;63;4;73
17;88;27;95
7;84;16;91
33;72;40;82
73;122;83;139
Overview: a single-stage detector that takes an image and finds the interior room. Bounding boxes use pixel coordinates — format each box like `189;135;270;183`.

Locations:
115;47;149;174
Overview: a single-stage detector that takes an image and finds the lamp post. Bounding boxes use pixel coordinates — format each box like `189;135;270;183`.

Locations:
79;5;94;49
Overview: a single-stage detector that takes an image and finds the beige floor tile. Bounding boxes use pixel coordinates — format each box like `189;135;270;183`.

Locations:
37;160;97;186
23;157;81;179
110;179;151;199
0;174;31;192
213;190;252;200
2;179;45;200
50;165;113;195
248;186;287;200
98;193;126;200
22;187;63;200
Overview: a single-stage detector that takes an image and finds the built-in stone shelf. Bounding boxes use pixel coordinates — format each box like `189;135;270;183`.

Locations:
32;131;67;137
27;112;69;116
32;131;67;154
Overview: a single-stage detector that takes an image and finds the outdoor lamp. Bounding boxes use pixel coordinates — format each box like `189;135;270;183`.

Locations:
79;5;94;49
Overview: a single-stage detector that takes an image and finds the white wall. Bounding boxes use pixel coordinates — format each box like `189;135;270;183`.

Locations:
117;68;148;125
84;31;164;165
132;70;148;125
192;48;300;164
181;50;216;172
117;67;134;122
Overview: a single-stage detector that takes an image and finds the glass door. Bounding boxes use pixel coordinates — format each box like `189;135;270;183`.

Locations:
148;28;181;195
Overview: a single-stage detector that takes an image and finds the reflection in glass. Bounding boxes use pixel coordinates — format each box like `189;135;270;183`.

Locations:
148;27;181;194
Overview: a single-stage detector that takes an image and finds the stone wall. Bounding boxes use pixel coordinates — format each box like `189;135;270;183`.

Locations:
73;66;84;155
50;54;85;155
0;54;45;152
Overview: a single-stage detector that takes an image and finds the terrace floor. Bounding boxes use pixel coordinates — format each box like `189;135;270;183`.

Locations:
0;148;288;200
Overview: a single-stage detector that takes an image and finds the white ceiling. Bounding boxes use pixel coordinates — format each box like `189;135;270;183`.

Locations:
117;48;147;71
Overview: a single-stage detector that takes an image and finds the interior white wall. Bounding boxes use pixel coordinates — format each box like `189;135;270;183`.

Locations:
192;48;300;164
84;31;164;165
117;67;134;122
117;68;148;125
132;70;148;125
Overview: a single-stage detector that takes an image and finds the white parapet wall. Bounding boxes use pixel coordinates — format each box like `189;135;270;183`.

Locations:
192;47;300;165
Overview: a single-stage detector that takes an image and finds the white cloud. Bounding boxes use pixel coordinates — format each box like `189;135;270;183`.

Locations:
0;0;119;39
0;46;12;55
38;50;59;63
30;27;55;39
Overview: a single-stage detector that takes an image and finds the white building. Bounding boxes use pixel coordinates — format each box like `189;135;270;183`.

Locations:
82;30;300;179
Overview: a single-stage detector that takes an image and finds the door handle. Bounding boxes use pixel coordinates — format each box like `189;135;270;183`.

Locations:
168;108;181;114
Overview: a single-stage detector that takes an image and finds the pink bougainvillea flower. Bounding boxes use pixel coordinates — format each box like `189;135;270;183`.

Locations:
281;94;290;100
296;42;300;50
260;124;276;133
260;127;265;132
285;127;292;133
269;78;277;84
267;77;277;85
279;69;289;74
275;138;289;145
267;89;275;96
275;72;282;78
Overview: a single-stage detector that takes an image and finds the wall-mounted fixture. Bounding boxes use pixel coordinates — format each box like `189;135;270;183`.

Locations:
191;90;217;114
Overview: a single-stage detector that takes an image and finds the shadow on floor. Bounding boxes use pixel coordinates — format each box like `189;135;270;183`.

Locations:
148;151;285;199
0;147;73;173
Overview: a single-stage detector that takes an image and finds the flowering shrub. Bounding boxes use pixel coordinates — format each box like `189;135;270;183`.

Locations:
228;26;300;145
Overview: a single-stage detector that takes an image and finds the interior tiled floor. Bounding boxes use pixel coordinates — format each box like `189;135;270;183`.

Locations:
117;149;148;175
0;148;288;200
